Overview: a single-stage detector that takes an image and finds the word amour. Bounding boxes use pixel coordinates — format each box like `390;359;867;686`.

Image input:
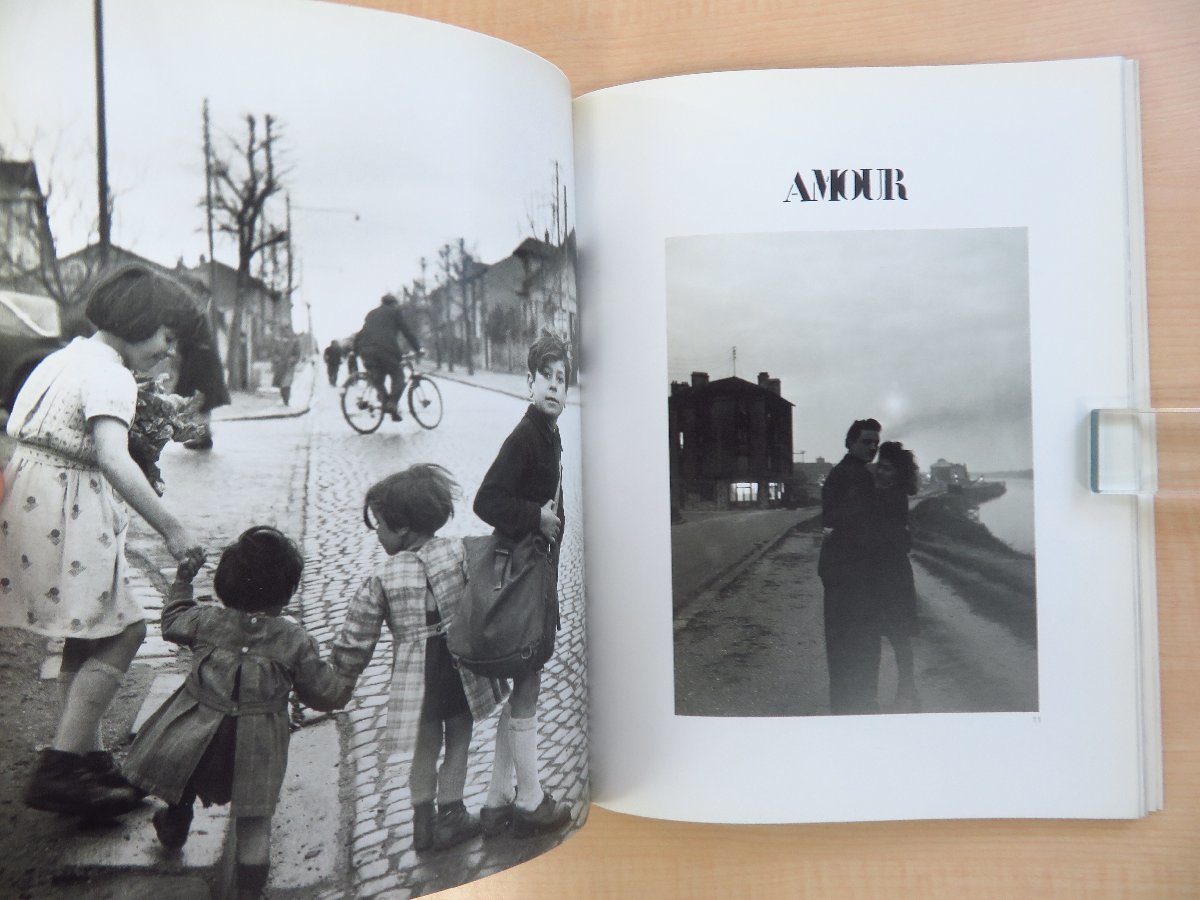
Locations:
784;168;907;202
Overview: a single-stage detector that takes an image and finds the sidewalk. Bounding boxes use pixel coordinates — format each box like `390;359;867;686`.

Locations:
214;356;320;422
670;507;822;618
392;360;581;408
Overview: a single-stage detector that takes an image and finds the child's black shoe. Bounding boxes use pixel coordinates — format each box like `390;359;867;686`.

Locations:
83;750;147;799
479;801;513;837
511;792;572;838
24;748;144;818
434;800;482;850
152;801;194;850
412;800;436;852
236;862;270;898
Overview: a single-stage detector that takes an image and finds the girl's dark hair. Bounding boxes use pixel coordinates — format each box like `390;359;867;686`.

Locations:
878;441;919;496
364;464;459;534
85;263;199;343
213;526;304;612
527;330;571;383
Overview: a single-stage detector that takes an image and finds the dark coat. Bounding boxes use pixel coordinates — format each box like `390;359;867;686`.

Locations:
124;580;347;815
174;315;230;411
875;485;918;637
355;303;421;361
817;454;876;583
818;454;882;627
473;405;565;543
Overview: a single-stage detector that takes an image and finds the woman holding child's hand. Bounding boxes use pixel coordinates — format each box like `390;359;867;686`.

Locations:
0;264;205;819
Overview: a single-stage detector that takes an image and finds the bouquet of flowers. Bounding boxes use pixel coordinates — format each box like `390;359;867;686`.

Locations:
128;375;208;496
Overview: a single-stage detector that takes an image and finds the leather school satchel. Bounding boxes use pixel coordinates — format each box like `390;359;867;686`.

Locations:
448;471;562;678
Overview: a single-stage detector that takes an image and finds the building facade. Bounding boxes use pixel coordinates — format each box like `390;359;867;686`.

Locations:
398;232;578;383
0;160;58;298
181;257;292;387
668;371;796;511
929;458;971;488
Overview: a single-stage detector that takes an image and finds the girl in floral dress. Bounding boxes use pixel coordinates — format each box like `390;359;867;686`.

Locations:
0;264;204;818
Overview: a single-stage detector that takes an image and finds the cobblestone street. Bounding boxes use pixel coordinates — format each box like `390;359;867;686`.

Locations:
14;360;590;898
298;371;588;898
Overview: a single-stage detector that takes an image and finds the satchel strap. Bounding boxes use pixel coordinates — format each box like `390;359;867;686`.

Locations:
548;463;563;549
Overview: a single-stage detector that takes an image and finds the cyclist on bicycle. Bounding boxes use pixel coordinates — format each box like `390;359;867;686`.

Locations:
354;293;423;421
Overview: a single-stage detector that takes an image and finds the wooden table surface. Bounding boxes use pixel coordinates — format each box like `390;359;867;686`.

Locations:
341;2;1200;895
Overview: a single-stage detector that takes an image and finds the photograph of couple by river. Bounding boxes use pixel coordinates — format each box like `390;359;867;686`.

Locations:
667;227;1038;717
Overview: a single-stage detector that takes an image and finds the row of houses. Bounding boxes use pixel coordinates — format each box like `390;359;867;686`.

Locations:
1;159;292;388
384;233;578;385
4;158;578;389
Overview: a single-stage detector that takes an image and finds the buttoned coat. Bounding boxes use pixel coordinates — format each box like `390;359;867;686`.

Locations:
124;581;346;816
473;404;564;543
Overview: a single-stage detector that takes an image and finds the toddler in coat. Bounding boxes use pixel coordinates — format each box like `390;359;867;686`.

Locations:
124;526;347;899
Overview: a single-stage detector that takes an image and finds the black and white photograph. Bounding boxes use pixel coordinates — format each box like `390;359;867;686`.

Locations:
0;1;585;897
668;227;1037;718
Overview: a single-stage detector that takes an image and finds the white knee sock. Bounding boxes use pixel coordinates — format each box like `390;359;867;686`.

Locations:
485;704;516;808
54;659;124;754
511;714;543;812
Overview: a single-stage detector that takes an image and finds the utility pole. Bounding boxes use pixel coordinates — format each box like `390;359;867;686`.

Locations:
552;160;561;245
285;194;297;341
203;99;218;331
93;0;111;265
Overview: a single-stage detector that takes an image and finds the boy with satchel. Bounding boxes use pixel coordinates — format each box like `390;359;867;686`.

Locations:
472;331;574;838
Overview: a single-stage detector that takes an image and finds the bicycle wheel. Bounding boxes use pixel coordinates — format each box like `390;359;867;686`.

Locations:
407;374;443;429
341;371;385;434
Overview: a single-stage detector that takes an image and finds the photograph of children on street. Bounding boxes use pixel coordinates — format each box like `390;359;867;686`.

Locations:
0;1;584;897
668;228;1038;718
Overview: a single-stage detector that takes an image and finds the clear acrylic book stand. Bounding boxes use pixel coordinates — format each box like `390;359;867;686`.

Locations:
1090;408;1200;494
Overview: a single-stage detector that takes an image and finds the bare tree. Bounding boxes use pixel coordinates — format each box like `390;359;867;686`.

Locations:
435;238;483;375
522;159;570;246
208;111;289;389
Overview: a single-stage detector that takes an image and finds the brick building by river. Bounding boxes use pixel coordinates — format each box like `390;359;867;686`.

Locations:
668;371;797;511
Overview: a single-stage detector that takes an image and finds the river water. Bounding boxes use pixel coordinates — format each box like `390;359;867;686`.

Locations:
974;476;1035;555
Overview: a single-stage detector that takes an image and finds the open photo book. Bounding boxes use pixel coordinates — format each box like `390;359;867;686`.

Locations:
0;0;1158;895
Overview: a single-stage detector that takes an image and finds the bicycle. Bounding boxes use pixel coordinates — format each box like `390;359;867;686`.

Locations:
340;352;444;434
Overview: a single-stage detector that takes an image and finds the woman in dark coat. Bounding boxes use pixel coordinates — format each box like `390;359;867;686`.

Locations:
174;308;230;450
872;441;921;712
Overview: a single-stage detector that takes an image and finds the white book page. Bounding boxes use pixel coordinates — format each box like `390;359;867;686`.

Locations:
575;59;1154;823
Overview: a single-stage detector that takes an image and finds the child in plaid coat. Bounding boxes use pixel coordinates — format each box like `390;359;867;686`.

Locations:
124;526;347;899
331;464;507;853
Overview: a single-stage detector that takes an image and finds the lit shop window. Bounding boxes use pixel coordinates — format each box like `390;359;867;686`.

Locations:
731;482;758;503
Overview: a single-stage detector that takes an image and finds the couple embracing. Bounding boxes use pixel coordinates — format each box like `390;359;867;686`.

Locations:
818;418;921;715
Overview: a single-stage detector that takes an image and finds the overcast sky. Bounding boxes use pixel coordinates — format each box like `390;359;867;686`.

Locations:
666;228;1033;474
0;0;572;344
